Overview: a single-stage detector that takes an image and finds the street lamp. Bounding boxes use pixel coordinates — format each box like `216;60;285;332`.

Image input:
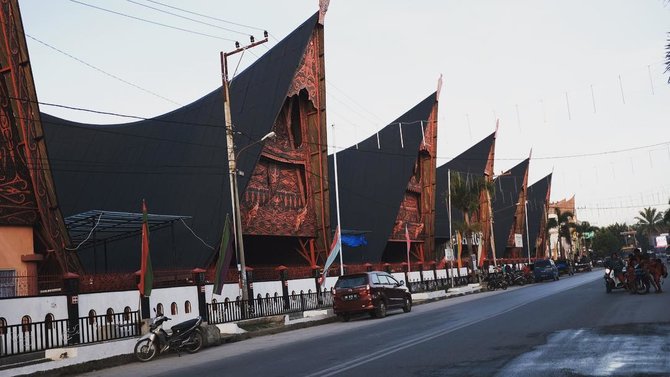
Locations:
220;35;268;304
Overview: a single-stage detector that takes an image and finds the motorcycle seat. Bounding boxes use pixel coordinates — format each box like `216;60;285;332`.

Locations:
171;318;199;334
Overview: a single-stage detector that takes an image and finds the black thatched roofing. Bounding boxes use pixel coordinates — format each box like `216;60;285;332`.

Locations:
492;158;529;259
328;93;436;264
526;173;552;256
435;132;496;240
41;13;320;272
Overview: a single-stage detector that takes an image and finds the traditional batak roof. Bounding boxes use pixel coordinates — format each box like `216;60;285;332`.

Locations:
41;13;321;272
328;92;436;264
434;132;496;240
492;158;530;259
526;173;552;258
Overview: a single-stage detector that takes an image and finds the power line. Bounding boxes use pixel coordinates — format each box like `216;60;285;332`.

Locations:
145;0;267;32
69;0;236;42
126;0;254;37
26;34;181;106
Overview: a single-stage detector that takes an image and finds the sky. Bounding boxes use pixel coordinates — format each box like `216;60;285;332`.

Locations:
17;0;670;227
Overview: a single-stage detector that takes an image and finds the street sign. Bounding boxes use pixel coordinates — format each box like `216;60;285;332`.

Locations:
445;246;454;261
514;233;523;248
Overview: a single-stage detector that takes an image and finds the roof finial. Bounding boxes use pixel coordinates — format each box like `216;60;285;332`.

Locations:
319;0;330;24
436;74;443;101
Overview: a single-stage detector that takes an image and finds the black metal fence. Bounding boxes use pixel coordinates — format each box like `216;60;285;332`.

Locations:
0;311;140;358
207;291;333;324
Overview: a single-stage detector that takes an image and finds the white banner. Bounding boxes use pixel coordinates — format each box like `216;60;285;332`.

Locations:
514;233;523;248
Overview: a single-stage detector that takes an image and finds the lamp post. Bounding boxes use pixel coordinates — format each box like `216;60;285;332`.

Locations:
221;34;268;303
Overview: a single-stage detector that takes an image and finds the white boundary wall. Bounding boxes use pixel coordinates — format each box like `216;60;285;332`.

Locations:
1;266;467;325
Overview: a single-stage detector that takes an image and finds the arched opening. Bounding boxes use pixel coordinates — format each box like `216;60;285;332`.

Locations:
21;315;32;333
45;313;55;330
171;302;178;315
88;310;97;325
156;303;164;316
185;300;192;314
123;306;131;321
106;308;114;323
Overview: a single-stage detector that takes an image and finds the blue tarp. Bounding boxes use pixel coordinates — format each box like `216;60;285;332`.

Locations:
341;234;368;247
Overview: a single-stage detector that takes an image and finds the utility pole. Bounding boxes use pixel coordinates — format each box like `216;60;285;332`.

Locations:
221;33;268;304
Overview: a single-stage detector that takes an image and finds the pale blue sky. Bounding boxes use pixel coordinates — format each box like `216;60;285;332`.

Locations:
18;0;670;226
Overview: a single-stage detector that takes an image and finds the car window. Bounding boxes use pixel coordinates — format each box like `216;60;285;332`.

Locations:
386;275;399;286
371;274;380;284
535;260;549;268
335;276;367;288
377;275;390;285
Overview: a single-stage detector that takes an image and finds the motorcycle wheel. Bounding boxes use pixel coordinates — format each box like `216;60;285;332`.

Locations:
635;280;649;295
185;330;204;354
134;339;157;362
487;281;496;291
517;278;525;286
501;281;508;290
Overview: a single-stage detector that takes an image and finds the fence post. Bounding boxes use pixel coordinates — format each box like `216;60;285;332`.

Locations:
134;271;151;320
192;268;207;321
312;266;322;304
63;272;80;345
245;267;254;315
300;291;305;312
276;266;290;309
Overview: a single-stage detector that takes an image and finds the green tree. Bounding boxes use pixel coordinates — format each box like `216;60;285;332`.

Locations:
449;172;493;266
634;207;664;247
591;230;620;258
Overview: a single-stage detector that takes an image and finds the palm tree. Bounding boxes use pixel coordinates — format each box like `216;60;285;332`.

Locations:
547;207;574;259
449;171;493;267
635;207;664;246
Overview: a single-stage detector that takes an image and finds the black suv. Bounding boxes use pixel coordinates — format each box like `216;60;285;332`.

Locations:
332;271;412;321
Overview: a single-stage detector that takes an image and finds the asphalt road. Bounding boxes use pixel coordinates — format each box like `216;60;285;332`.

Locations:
80;270;670;377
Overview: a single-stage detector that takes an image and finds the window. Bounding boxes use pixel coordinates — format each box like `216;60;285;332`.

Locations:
0;270;16;298
171;302;178;316
156;303;164;316
123;306;131;321
21;315;32;333
371;274;381;284
106;308;114;323
88;310;97;325
45;313;55;330
0;317;6;335
184;301;191;314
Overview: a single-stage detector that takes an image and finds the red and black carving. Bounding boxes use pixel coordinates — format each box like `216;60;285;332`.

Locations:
0;0;78;273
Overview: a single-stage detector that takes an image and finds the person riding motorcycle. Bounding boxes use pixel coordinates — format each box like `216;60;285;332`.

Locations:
605;252;625;287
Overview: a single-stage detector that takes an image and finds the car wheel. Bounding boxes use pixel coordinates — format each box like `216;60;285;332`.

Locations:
375;300;387;318
402;297;412;313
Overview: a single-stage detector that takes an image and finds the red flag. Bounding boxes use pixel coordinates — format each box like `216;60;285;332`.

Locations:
405;224;411;272
138;199;153;297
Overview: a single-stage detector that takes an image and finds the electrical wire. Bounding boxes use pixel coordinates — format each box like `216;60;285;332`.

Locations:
180;218;215;250
126;0;253;37
69;0;236;42
26;34;181;106
64;212;104;250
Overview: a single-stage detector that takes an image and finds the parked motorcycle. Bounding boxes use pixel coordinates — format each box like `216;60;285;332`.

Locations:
486;274;508;291
134;314;204;362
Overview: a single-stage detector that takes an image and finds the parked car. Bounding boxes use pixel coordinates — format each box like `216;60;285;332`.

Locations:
574;256;592;272
555;258;572;275
332;271;412;321
533;259;559;282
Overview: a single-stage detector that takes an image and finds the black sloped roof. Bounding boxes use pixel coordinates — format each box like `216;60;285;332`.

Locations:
41;13;320;272
328;93;436;264
492;158;529;259
435;132;496;239
526;173;552;256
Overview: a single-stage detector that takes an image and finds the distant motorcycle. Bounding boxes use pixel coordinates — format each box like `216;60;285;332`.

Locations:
134;314;204;362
